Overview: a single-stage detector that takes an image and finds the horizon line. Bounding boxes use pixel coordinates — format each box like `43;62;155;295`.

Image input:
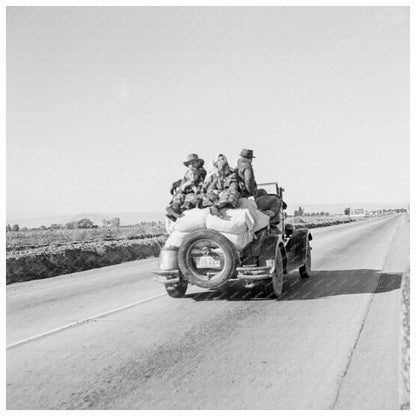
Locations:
7;201;410;219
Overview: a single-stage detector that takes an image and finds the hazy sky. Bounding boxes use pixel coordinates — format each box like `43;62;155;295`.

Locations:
7;6;409;216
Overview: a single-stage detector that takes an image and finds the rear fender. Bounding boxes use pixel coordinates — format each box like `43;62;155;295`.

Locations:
258;235;285;272
285;228;312;272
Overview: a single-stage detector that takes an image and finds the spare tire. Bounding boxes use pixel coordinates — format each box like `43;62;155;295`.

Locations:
178;229;238;289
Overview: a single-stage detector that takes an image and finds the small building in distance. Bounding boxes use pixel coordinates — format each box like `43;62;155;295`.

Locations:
344;207;366;217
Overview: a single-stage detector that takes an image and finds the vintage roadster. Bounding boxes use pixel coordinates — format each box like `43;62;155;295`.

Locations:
153;182;312;298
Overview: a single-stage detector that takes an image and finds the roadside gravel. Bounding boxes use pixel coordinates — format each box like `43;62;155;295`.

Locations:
400;267;410;409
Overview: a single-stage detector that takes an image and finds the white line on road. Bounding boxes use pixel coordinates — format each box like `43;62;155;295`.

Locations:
6;292;167;350
7;271;139;299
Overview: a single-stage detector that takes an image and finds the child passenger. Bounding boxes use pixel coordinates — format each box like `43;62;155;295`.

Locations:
166;167;203;221
169;154;207;195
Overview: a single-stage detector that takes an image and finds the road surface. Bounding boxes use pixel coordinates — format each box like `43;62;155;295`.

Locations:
6;213;409;409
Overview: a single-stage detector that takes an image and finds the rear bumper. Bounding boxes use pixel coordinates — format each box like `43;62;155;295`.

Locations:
153;266;274;285
152;270;181;285
235;266;273;280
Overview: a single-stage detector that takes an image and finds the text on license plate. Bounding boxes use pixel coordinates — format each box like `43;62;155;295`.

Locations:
194;256;221;269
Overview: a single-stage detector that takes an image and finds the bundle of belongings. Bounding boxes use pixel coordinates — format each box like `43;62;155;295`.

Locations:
165;197;271;251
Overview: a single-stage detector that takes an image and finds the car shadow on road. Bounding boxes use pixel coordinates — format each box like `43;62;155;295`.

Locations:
280;270;402;301
185;270;403;302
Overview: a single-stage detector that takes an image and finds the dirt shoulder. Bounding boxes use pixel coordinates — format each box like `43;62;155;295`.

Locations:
6;237;166;285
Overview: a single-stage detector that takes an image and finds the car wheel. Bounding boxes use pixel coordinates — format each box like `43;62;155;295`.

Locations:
272;247;284;297
299;243;312;279
165;280;188;298
178;229;238;289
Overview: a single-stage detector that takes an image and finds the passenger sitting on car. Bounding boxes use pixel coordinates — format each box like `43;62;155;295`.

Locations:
255;188;286;227
200;154;240;217
236;148;257;198
166;167;204;221
170;153;207;195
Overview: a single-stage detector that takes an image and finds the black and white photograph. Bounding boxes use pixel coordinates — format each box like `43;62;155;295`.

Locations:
4;2;412;411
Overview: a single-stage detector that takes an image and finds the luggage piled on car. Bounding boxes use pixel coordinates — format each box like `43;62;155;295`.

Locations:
206;205;255;250
206;207;254;234
165;208;209;248
236;198;271;232
173;208;210;232
164;198;269;250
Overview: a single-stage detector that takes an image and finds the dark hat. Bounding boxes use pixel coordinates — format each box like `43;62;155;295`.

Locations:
240;149;256;159
183;153;204;167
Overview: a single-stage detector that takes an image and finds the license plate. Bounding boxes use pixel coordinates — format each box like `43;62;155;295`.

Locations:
194;256;221;269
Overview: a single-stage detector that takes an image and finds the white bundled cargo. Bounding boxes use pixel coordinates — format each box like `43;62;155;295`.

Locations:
163;199;269;252
165;217;175;234
205;206;255;251
220;231;255;251
164;208;209;248
236;198;270;232
206;207;254;234
164;230;189;248
173;208;210;232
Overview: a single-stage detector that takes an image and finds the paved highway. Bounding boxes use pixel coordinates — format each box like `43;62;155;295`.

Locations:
6;213;409;409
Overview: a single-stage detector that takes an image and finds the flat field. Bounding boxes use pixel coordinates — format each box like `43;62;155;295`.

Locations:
6;224;166;253
287;214;357;228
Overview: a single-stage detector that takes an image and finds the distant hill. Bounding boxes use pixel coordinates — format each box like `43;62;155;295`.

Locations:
6;211;165;228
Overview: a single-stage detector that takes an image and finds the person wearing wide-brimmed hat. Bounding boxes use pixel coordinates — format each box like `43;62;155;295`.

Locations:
236;149;257;198
169;154;207;195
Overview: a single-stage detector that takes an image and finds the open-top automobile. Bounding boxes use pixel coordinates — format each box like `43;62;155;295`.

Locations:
154;182;312;298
